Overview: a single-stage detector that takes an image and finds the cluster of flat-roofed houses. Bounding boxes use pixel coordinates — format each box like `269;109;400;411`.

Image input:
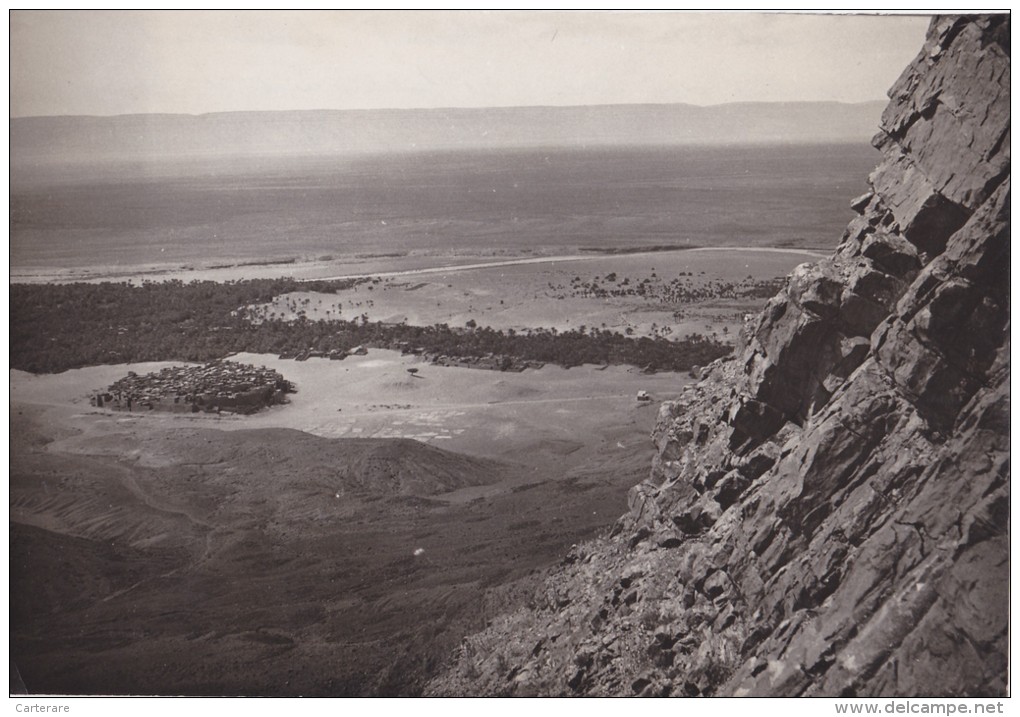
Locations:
93;360;294;414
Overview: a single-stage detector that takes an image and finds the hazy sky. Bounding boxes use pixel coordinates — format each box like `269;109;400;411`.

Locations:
10;11;932;118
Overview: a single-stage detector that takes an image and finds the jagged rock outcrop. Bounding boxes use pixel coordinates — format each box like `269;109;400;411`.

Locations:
426;15;1009;698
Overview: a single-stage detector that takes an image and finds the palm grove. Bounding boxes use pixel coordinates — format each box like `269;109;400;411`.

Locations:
11;278;732;375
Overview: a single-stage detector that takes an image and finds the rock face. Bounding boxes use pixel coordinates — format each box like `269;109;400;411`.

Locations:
427;15;1009;698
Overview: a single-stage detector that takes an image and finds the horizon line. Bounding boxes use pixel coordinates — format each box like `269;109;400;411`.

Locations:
10;98;889;122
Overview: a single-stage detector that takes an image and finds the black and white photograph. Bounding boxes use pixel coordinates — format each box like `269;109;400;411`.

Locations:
9;10;1010;702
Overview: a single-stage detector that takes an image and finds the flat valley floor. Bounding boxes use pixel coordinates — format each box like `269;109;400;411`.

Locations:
11;142;871;694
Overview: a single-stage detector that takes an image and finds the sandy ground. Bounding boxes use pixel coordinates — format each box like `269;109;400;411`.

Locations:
11;246;810;343
246;248;811;341
11;348;691;472
8;249;571;285
9;246;820;286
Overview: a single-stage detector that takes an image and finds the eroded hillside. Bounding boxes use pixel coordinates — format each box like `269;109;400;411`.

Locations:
427;15;1010;697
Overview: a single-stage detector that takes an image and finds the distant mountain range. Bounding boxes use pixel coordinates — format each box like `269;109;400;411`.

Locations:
11;101;885;164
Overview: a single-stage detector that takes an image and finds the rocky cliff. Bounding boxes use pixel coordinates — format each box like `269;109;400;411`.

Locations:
427;15;1010;697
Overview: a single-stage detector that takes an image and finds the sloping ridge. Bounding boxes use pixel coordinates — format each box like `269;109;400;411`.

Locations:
427;15;1009;697
12;427;509;557
58;426;509;497
331;436;512;495
10;101;885;164
159;428;511;496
